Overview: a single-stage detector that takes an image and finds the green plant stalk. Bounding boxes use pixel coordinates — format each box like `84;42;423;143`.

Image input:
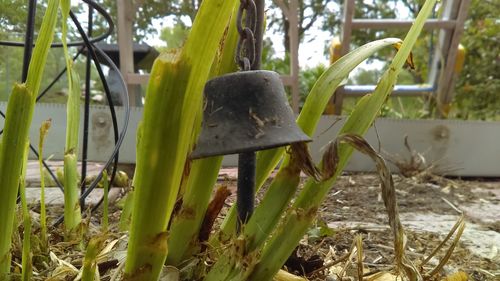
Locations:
63;153;81;236
0;0;58;276
205;253;250;281
205;255;234;281
60;0;82;237
242;161;300;250
208;38;402;280
81;237;105;281
118;190;134;232
124;0;237;279
39;120;51;252
101;170;109;232
118;124;142;232
60;59;81;238
24;0;60;96
249;0;437;279
219;38;402;240
20;142;31;281
205;170;302;281
243;39;401;250
165;156;222;265
166;7;239;265
254;210;310;281
0;85;36;277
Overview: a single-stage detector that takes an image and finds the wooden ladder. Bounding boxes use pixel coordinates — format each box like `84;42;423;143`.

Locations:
329;0;470;116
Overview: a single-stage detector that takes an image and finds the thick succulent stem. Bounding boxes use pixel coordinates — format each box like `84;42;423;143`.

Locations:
123;0;237;279
101;170;109;232
20;143;32;281
0;85;34;277
0;0;58;276
249;1;437;279
38;120;51;252
60;0;82;239
166;5;239;266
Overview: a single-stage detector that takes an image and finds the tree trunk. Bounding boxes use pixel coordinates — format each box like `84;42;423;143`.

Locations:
283;9;290;53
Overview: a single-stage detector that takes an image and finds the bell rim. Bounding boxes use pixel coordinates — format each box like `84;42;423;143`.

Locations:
192;69;310;160
190;136;311;159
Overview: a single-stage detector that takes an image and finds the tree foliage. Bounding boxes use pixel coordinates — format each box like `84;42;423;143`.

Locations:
96;0;200;41
452;0;500;120
159;22;189;49
268;0;332;51
1;0;497;119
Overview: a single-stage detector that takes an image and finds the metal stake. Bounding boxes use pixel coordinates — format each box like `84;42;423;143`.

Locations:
81;2;94;210
21;0;37;82
236;0;265;229
237;152;256;226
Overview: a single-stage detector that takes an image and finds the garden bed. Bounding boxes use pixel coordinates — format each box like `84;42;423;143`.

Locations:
290;173;499;280
23;165;500;280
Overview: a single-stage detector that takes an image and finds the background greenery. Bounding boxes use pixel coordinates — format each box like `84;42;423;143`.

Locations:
0;0;498;119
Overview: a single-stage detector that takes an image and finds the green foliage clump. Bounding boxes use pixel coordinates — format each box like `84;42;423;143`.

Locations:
453;0;500;120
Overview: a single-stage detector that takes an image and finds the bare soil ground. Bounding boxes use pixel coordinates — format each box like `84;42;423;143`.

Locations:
272;174;500;280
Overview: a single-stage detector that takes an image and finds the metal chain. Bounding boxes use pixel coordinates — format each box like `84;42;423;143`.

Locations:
236;0;257;71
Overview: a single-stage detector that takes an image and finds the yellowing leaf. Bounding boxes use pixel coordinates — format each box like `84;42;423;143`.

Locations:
274;269;308;281
393;42;415;70
441;271;468;281
365;271;399;281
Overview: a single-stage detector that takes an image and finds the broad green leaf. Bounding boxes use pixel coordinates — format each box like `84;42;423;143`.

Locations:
81;236;106;281
250;0;438;280
255;38;402;190
124;0;238;279
25;0;60;98
220;38;402;239
166;6;240;266
64;70;81;151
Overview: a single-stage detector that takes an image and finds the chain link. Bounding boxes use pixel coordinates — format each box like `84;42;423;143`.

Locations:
236;0;257;71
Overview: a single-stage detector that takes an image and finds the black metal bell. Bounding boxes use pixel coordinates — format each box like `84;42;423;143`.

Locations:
191;70;311;159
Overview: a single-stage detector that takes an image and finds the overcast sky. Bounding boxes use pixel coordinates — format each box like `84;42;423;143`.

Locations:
143;0;414;69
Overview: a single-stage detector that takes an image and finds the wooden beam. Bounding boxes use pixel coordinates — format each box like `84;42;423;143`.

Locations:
279;75;294;85
288;0;300;112
340;0;355;56
117;0;138;106
333;0;355;114
351;19;456;29
436;0;471;109
273;0;289;19
272;0;300;112
127;73;150;85
126;73;294;87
